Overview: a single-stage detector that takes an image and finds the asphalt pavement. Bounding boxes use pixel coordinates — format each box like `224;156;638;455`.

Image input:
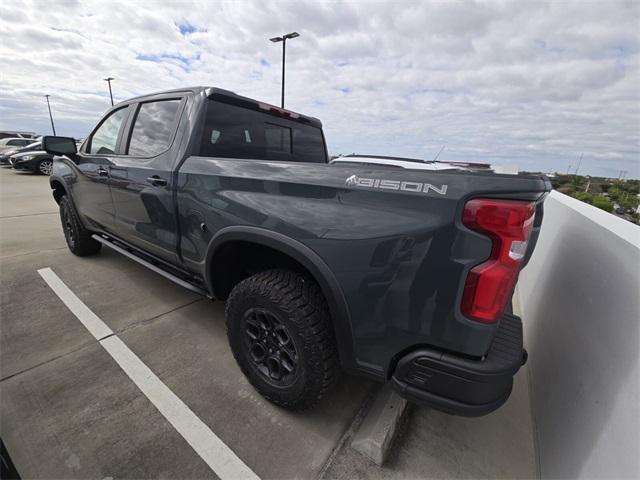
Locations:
0;168;371;478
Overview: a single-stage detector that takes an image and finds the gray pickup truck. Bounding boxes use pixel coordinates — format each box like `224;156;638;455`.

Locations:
43;87;550;414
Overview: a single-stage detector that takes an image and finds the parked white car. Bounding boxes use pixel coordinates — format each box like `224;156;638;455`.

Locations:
0;137;36;153
0;131;37;140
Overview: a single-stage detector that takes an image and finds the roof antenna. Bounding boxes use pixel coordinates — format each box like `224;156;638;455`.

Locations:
431;145;445;162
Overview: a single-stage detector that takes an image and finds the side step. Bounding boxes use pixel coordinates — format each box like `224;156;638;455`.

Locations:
91;234;211;298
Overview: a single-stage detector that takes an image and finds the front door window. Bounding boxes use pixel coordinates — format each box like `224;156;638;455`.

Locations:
89;107;129;155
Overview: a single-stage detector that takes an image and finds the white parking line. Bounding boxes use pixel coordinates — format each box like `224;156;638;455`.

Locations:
38;268;114;340
37;267;260;480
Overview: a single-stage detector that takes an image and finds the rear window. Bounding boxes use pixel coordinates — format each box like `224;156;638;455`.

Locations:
198;99;326;163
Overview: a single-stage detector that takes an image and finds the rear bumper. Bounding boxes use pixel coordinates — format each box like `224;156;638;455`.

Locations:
391;313;525;416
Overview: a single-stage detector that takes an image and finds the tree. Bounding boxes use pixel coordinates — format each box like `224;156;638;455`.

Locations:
619;195;640;211
592;196;613;213
574;192;593;204
608;187;621;202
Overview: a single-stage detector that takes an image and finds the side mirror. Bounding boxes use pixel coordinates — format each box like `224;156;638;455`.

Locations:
43;136;77;156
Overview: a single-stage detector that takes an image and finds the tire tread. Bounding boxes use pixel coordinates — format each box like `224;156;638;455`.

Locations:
59;196;101;256
225;269;339;410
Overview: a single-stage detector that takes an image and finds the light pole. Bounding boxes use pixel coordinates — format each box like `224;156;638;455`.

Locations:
44;95;56;135
103;77;114;106
269;32;300;108
574;152;583;176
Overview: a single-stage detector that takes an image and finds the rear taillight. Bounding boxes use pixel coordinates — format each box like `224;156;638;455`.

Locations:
461;198;536;323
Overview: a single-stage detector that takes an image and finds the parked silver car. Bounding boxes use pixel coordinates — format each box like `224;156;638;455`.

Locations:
0;137;35;154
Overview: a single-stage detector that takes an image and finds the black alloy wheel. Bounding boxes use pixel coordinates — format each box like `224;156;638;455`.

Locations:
226;269;339;409
58;196;101;256
61;200;76;249
242;308;298;386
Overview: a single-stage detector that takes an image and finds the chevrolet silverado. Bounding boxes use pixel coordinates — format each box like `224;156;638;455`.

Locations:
43;87;550;414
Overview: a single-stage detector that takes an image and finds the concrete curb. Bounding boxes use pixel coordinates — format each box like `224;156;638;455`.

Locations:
350;383;408;466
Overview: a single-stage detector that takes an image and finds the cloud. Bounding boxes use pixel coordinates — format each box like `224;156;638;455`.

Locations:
0;0;638;177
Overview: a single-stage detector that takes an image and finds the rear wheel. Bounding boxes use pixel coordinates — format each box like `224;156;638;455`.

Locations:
59;196;101;256
37;159;53;175
226;269;339;410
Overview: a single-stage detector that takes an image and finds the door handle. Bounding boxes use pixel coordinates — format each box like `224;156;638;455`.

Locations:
146;176;168;186
97;167;108;176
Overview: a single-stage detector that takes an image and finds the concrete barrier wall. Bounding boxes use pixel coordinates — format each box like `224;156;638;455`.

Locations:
517;191;640;479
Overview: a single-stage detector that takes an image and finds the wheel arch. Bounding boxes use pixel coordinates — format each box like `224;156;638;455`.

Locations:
49;175;67;203
205;226;359;373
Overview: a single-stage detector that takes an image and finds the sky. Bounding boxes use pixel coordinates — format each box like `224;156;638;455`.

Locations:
0;0;638;178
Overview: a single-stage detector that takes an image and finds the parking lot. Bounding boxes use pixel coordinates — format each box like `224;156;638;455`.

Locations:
0;167;537;479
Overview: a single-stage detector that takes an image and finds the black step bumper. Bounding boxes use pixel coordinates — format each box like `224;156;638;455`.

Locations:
391;313;525;416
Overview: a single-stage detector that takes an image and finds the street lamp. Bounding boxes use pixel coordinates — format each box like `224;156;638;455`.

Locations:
103;77;114;106
44;95;56;135
269;32;300;108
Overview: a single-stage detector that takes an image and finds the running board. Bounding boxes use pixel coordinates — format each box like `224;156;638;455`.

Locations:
91;234;211;298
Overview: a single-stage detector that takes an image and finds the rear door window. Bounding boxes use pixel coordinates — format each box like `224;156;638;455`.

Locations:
198;99;326;163
127;99;182;157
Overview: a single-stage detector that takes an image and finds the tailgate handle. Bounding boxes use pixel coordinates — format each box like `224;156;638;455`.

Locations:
147;176;168;186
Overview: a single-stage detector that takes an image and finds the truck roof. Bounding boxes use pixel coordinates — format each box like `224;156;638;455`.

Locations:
120;86;322;128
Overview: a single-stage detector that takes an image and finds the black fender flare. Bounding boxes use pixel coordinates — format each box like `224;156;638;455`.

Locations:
49;174;68;202
49;173;94;233
204;226;359;374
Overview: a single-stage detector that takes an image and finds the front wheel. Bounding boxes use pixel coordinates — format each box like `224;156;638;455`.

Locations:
59;196;102;256
37;159;53;175
225;269;339;410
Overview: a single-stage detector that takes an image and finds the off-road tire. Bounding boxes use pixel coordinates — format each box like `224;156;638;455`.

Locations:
226;269;339;410
59;196;102;256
